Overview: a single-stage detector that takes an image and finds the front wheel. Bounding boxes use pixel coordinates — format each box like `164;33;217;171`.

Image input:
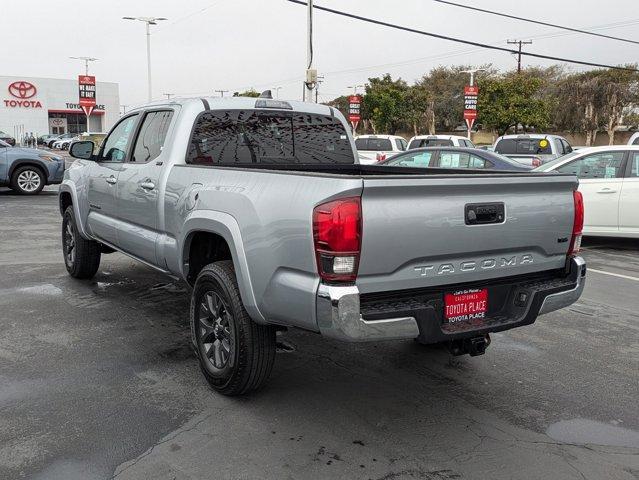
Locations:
191;260;276;396
10;166;45;195
62;206;101;279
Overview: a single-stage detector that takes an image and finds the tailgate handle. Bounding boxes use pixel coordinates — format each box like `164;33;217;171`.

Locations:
465;203;505;225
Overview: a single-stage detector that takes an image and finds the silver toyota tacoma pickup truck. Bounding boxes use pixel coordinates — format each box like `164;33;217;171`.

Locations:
59;95;586;396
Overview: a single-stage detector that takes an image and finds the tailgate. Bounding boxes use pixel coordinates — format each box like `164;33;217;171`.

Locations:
357;173;577;294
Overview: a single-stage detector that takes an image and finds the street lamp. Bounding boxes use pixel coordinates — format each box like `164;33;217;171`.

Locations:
69;56;98;76
274;87;282;99
348;84;365;95
122;16;168;102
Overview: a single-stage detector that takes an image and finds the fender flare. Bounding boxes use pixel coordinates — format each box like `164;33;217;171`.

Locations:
8;159;48;180
180;210;266;324
58;181;90;239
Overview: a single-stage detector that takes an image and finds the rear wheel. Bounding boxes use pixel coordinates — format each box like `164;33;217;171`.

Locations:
62;206;101;279
10;166;44;195
191;261;276;396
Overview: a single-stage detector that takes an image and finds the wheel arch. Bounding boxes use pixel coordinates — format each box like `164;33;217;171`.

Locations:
181;212;265;323
58;182;90;239
9;160;47;182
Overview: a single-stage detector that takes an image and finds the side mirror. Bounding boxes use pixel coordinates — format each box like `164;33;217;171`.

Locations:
70;140;95;160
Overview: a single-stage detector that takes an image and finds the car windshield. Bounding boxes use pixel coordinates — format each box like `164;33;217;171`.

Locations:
533;151;581;171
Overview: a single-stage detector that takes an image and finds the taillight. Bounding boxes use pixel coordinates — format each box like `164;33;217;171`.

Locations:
531;157;542;167
313;197;362;283
569;190;584;255
376;153;386;162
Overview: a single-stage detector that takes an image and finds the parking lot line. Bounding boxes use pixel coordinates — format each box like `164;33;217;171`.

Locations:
588;268;639;282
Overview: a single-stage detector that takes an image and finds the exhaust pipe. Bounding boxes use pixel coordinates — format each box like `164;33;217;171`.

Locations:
447;334;491;357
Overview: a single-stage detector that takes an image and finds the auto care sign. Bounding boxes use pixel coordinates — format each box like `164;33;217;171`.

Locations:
463;85;478;130
348;95;361;129
78;75;96;117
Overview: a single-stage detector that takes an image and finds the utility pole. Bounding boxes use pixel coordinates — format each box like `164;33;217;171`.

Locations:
303;0;317;102
507;39;532;73
215;90;229;97
69;56;98;76
123;16;168;102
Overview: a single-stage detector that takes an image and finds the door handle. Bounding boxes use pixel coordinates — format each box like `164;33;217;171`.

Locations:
140;181;155;190
596;188;616;194
105;176;117;185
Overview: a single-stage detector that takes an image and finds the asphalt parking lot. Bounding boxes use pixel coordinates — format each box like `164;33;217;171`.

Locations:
1;186;638;480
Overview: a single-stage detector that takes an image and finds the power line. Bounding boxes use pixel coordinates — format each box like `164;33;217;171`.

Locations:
433;0;639;46
286;0;639;72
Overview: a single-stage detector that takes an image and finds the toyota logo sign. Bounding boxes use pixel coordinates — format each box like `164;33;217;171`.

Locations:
8;81;37;99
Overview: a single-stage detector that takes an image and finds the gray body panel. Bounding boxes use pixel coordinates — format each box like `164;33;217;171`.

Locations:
60;97;580;336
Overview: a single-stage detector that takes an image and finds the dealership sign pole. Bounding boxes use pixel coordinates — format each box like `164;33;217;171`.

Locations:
348;95;361;133
78;75;96;134
463;85;478;140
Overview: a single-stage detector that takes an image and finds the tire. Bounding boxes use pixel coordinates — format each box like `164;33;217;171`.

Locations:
62;206;101;279
191;260;276;396
10;166;45;195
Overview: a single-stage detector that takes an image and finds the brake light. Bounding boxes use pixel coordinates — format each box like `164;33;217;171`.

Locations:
376;153;386;162
313;197;362;283
569;190;584;255
531;157;542;167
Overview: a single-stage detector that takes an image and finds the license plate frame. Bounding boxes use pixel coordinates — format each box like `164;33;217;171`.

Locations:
443;288;488;324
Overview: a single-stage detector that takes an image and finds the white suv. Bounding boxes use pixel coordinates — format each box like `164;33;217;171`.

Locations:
407;135;475;150
355;135;407;164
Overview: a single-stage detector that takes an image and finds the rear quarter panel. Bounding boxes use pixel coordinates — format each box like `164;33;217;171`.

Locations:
162;166;363;330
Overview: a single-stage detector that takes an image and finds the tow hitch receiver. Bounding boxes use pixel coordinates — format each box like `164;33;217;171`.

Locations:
447;334;491;357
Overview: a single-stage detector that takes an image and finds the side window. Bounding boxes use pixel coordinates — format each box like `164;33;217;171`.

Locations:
469;154;488;168
395;138;405;151
440;151;474;168
631;153;639;177
557;152;626;179
561;139;573;154
388;151;433;167
98;114;139;162
131;110;174;163
632;137;639;146
554;138;564;155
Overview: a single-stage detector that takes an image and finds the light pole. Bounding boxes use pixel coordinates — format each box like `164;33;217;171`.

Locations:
123;16;167;103
69;56;98;76
348;84;365;95
275;87;282;99
163;93;173;100
214;90;229;97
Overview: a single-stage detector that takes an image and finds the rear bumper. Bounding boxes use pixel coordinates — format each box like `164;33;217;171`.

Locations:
316;256;586;342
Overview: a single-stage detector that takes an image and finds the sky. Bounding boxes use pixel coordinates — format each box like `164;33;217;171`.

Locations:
5;0;639;108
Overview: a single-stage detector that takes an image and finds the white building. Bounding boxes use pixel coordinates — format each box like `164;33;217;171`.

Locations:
0;75;119;140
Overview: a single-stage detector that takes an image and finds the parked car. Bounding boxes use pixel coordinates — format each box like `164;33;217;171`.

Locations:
59;136;80;151
380;147;532;171
60;96;585;395
355;134;407;164
38;134;58;146
47;133;74;148
0;139;65;194
494;134;572;167
407;135;475;149
535;145;639;238
0;131;16;146
627;132;639;146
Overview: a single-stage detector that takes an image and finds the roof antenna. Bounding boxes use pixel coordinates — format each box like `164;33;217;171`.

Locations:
259;90;273;99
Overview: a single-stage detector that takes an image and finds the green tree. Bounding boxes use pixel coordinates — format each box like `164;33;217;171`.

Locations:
363;74;410;134
478;72;551;135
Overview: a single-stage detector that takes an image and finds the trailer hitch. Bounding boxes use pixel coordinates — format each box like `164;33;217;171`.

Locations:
447;334;491;357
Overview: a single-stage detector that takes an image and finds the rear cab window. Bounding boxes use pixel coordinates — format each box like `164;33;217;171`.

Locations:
495;138;552;155
188;110;354;165
409;138;454;149
356;137;393;151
